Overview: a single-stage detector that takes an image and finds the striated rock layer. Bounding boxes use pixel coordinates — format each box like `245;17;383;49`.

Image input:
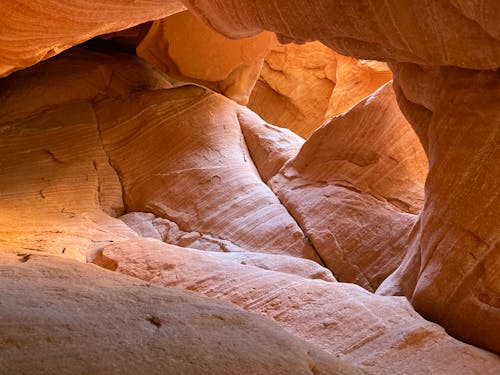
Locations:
94;238;500;375
183;0;500;353
378;63;500;354
1;46;498;372
182;0;500;69
95;84;319;261
269;82;428;291
0;48;173;261
0;0;186;77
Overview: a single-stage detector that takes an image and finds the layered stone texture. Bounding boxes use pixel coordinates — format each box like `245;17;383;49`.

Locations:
0;48;173;261
1;44;498;373
0;48;358;374
324;55;392;120
183;0;500;354
0;252;357;375
137;10;275;104
0;0;186;77
248;41;392;137
182;0;500;69
94;238;500;375
379;64;500;353
269;82;427;291
95;84;318;261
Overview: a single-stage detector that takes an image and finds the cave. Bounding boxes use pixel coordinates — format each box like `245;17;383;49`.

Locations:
0;1;498;374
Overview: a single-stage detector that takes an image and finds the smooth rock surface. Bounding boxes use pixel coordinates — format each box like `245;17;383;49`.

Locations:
94;238;500;375
182;0;500;69
137;10;275;104
0;0;185;77
183;0;500;353
378;64;500;353
96;84;319;261
0;251;358;375
0;48;170;261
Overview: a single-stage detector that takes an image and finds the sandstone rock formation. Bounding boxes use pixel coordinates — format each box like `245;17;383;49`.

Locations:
137;10;276;104
0;252;358;375
95;83;319;261
0;0;186;77
324;55;392;120
247;41;338;137
248;41;392;137
378;63;500;354
269;82;428;291
183;0;500;354
183;0;500;69
0;48;173;261
1;0;499;371
94;238;500;375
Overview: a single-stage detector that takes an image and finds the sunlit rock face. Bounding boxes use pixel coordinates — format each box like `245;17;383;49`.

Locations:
0;49;360;374
0;48;171;261
0;0;186;77
137;15;391;137
248;41;392;137
182;0;500;69
183;0;500;354
2;48;498;374
137;10;276;105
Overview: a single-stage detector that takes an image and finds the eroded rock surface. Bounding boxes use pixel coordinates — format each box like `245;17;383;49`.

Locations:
182;0;500;69
0;48;175;261
1;2;499;368
94;238;500;375
267;82;427;291
379;64;500;353
0;0;186;77
248;41;392;137
183;0;500;353
0;252;357;375
137;10;275;105
96;84;318;261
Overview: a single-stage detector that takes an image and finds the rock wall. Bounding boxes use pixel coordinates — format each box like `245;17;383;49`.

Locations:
248;41;392;137
183;0;500;354
0;252;357;375
137;10;275;105
1;0;499;371
269;82;427;291
0;0;186;77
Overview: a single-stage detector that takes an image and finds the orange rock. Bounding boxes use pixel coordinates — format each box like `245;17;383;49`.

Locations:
237;109;305;182
137;11;276;104
184;0;500;353
0;0;185;77
268;82;427;291
378;64;500;354
183;0;500;69
94;238;500;374
248;41;391;137
324;55;392;119
247;41;337;137
0;48;169;260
